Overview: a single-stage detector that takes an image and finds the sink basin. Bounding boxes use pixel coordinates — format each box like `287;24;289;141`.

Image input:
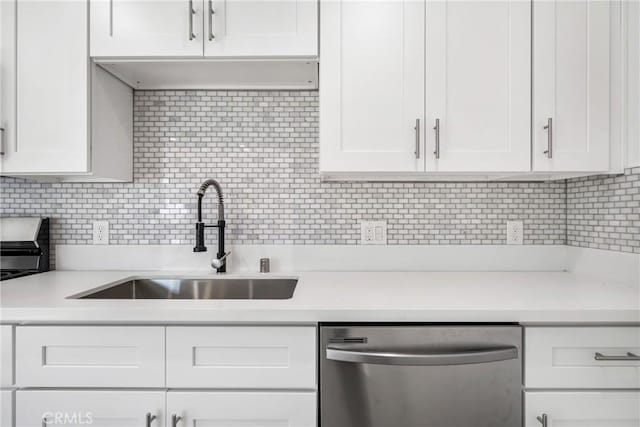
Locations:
69;277;298;300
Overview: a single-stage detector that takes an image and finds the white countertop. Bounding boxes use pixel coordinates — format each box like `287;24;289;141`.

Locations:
1;270;638;325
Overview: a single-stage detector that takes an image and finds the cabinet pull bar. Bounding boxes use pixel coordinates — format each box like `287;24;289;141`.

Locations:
188;0;196;40
172;414;182;427
0;127;5;155
594;351;640;361
536;413;548;427
433;118;440;159
543;117;552;158
208;0;215;40
146;413;157;427
414;118;420;158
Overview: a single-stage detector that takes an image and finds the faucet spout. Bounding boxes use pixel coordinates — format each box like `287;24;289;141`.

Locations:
194;178;228;273
197;178;224;221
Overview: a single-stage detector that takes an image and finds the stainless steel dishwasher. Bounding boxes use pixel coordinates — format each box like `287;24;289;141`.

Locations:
320;325;522;427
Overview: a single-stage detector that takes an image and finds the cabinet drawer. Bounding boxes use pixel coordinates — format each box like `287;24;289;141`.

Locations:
525;391;640;426
167;326;316;389
167;391;316;427
525;327;640;388
16;326;165;387
1;325;13;386
17;390;165;426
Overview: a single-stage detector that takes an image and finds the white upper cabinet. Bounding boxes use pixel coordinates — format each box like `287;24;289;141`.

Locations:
533;0;611;172
204;0;318;57
0;0;16;164
90;0;204;57
426;1;531;173
627;0;640;168
90;0;318;58
0;0;132;181
5;0;89;174
320;0;425;173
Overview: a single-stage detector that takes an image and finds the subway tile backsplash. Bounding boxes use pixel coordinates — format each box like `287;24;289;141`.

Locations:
567;167;640;254
3;89;634;265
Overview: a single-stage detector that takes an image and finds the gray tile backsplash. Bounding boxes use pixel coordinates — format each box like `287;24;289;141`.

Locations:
0;89;591;266
567;167;640;254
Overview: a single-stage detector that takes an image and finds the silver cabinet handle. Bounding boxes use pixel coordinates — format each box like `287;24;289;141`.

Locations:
433;118;440;159
146;413;157;427
326;345;518;366
594;351;640;361
543;117;552;158
537;413;548;427
0;127;5;155
208;0;215;40
188;0;196;40
171;415;182;427
414;118;420;159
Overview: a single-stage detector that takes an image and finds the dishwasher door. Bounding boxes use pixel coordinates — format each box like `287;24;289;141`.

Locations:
320;325;522;427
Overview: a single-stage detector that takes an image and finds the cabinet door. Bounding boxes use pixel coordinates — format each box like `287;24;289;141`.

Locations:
426;0;531;172
0;0;16;169
2;0;89;174
1;390;13;427
16;390;165;427
167;391;316;427
627;0;640;168
0;325;13;387
525;392;640;427
90;0;204;57
533;0;610;172
204;0;317;57
320;0;425;173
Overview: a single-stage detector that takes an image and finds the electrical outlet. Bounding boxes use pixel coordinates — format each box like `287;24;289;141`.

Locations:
361;221;387;245
506;221;523;245
93;221;109;245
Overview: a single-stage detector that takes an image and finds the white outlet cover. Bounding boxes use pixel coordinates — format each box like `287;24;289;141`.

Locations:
361;221;387;245
93;221;109;245
506;221;523;245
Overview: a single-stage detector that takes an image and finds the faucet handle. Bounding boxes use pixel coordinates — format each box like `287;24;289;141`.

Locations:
211;251;231;270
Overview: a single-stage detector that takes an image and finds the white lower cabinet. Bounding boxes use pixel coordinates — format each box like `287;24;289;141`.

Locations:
1;390;13;427
1;325;14;387
525;391;640;427
16;390;165;427
16;326;165;388
167;391;317;427
13;325;317;426
166;326;316;389
525;326;640;389
524;326;640;427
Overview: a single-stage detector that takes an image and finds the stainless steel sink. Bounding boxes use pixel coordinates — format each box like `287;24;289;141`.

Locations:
69;277;298;300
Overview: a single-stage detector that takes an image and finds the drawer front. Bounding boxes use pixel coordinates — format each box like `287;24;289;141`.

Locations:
167;391;316;427
16;390;165;427
1;325;13;386
525;327;640;388
16;326;165;387
167;326;316;389
525;391;640;426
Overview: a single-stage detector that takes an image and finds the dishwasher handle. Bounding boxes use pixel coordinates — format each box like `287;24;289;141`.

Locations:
326;345;518;366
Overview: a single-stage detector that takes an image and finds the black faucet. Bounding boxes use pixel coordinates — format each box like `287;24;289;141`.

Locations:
194;178;230;273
